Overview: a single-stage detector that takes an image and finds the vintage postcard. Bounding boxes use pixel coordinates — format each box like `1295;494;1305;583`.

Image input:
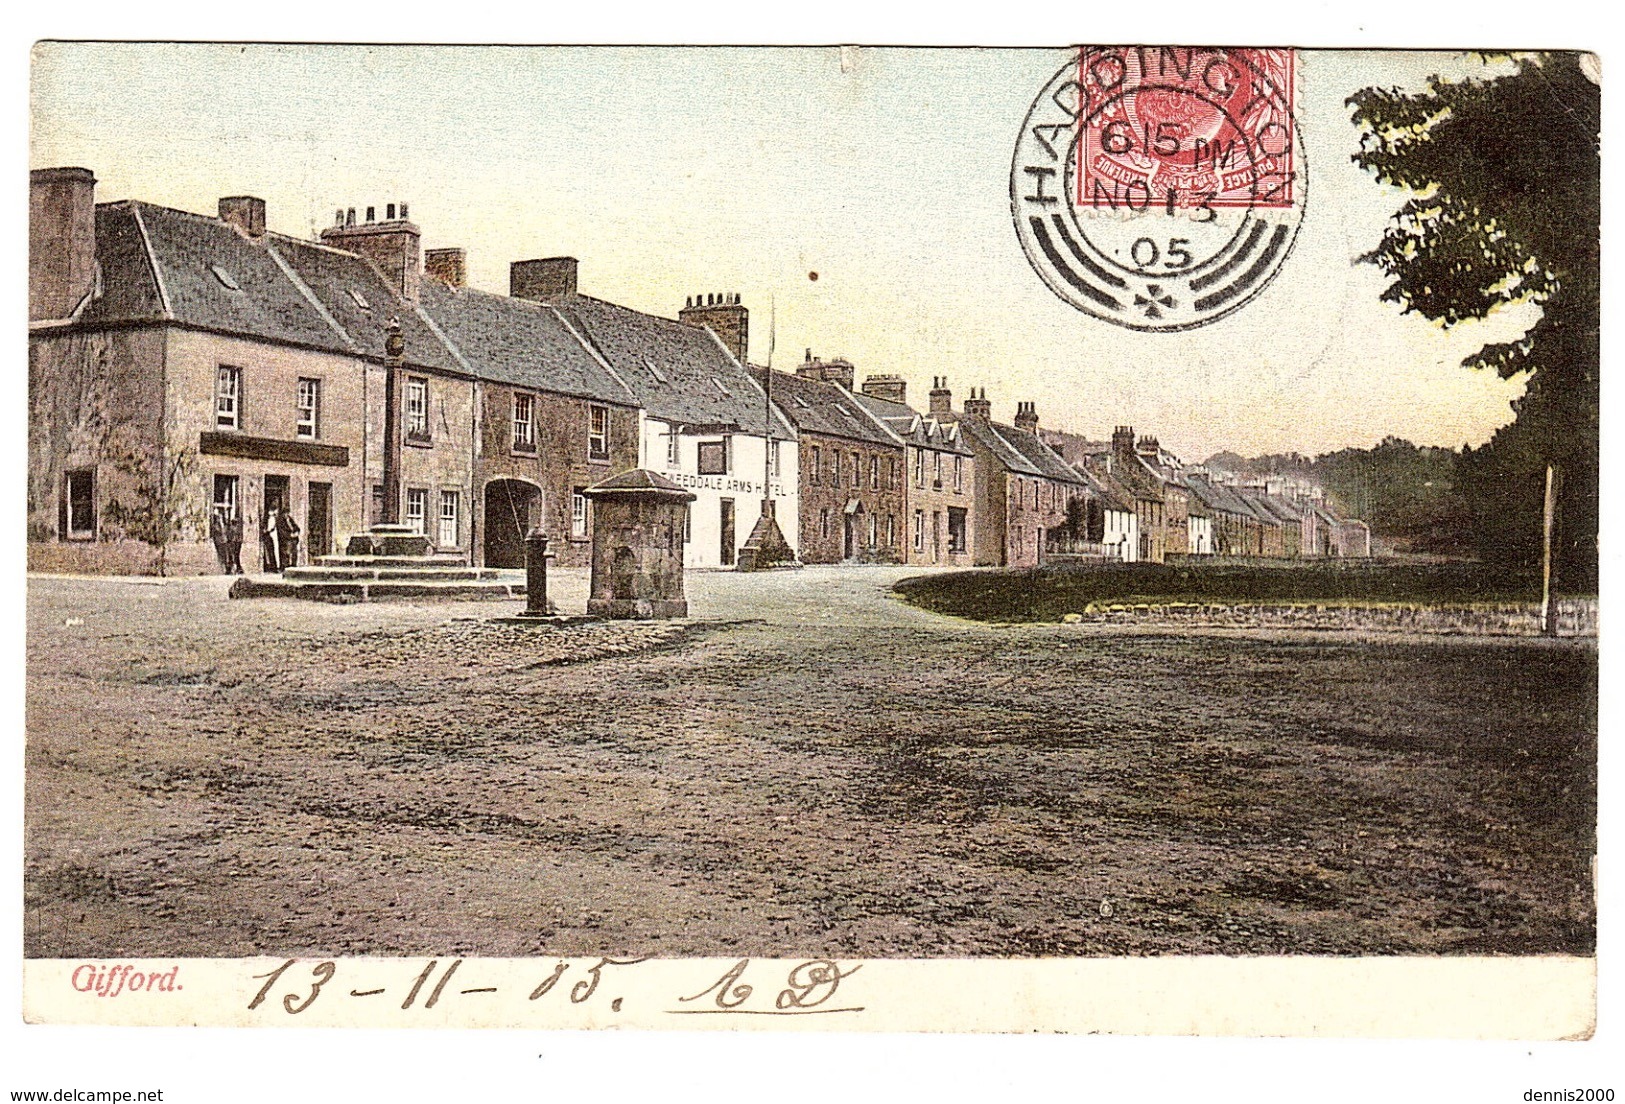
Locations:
19;34;1604;1093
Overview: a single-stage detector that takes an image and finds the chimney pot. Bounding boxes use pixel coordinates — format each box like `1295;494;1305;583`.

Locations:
400;202;409;220
386;203;396;220
366;206;376;222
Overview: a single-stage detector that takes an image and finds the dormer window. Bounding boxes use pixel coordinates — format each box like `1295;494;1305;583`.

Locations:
210;265;240;291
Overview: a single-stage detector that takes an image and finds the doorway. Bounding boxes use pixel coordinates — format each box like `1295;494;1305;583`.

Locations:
483;479;542;568
262;474;291;571
719;498;736;566
307;481;332;560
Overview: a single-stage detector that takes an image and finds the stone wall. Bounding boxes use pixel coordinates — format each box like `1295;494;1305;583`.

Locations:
1058;599;1599;638
28;326;167;574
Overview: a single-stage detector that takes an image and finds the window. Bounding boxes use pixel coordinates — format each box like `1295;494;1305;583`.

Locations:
949;507;968;553
667;428;680;468
810;445;821;482
954;455;964;493
934;451;943;487
870;456;879;490
212;474;239;520
851;452;861;487
832;451;841;486
698;439;728;475
885;514;895;549
868;514;878;549
405;377;430;442
589;405;610;459
571;489;588;538
62;469;96;540
913;448;925;488
296;378;321;439
913;510;925;553
820;508;831;539
512;393;535;451
438;490;460;548
405;488;428;534
772;440;782;479
216;366;242;430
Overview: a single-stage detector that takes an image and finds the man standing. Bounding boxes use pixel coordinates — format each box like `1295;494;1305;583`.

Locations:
276;508;301;571
209;505;232;573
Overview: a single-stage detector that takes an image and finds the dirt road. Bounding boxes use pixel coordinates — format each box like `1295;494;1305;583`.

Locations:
25;567;1596;958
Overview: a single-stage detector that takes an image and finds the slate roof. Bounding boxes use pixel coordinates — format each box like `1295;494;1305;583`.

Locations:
417;281;638;406
269;232;464;374
554;295;794;439
83;201;343;351
1072;465;1131;512
957;418;1085;484
752;369;901;448
847;391;973;456
1184;473;1263;520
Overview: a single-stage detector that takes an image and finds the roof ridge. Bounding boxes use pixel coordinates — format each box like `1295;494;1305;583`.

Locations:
263;239;359;352
125;203;173;320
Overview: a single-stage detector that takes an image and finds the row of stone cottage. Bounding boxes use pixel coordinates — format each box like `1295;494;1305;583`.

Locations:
27;167;1368;576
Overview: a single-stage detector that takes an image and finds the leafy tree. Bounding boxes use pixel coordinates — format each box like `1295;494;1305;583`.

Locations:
1348;53;1599;588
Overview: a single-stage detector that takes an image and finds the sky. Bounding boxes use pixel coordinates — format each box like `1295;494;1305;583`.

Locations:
30;44;1546;461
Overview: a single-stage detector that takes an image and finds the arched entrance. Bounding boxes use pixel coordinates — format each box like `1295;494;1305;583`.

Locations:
483;478;543;568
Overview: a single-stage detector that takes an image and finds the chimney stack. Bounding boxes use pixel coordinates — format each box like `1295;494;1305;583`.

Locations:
1112;425;1138;469
963;386;991;421
929;376;954;418
1014;400;1039;433
678;290;749;364
321;201;421;300
511;256;579;302
861;374;907;403
30;167;98;321
1137;434;1160;458
424;247;467;288
218;195;266;238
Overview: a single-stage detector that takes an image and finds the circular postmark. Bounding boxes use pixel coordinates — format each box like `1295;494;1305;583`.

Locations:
1011;47;1306;332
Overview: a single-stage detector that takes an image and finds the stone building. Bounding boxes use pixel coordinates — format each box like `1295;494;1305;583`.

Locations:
755;354;907;564
848;374;978;568
416;255;642;568
29;172;477;575
945;386;1085;568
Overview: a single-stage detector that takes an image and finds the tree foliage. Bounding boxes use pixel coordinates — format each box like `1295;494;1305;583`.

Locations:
1348;53;1599;587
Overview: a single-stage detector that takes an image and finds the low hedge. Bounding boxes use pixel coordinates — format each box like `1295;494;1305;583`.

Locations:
892;560;1549;623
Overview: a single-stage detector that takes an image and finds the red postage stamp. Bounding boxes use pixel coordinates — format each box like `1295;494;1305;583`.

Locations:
1074;47;1297;210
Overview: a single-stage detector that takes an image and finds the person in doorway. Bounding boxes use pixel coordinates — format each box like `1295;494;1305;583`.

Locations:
276;509;301;571
224;510;244;574
209;506;232;573
263;506;282;573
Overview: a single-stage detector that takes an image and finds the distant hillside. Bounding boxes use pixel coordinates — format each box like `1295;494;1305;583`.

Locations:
1205;437;1473;556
